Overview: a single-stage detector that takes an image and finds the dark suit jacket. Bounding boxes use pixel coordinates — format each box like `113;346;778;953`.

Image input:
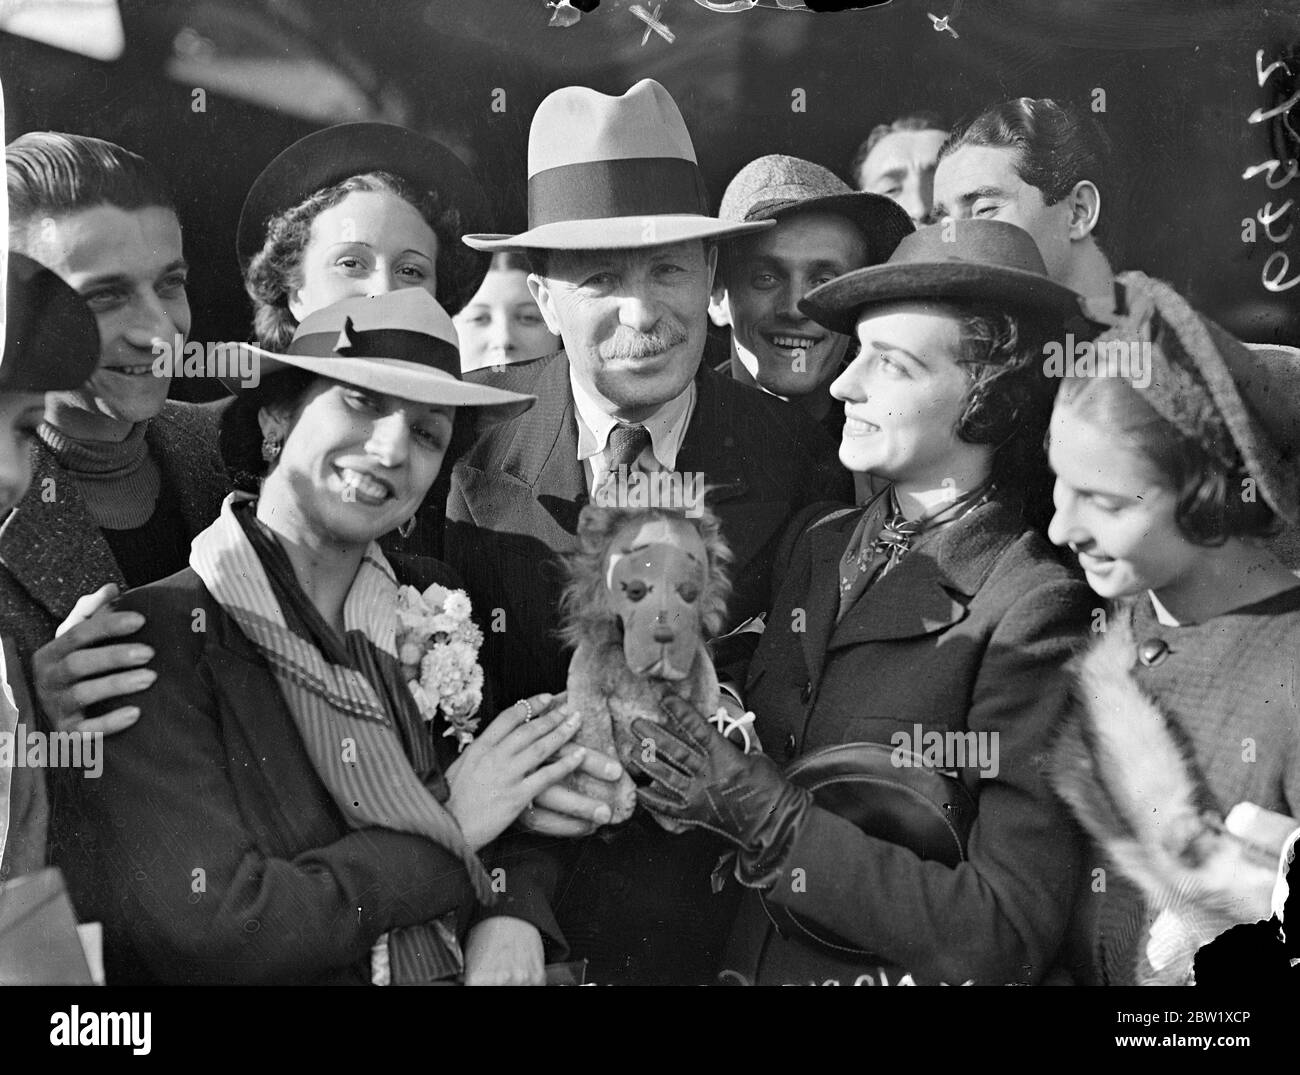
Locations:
0;402;228;687
445;350;851;984
735;497;1092;985
53;555;561;985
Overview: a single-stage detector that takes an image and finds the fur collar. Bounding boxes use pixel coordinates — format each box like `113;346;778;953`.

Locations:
1051;610;1278;983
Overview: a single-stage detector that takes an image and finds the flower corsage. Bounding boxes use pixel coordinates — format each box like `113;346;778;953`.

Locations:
396;582;485;750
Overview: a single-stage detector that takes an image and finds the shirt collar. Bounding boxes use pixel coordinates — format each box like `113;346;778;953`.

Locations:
570;367;696;472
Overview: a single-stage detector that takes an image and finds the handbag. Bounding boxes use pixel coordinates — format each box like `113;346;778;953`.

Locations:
719;741;976;983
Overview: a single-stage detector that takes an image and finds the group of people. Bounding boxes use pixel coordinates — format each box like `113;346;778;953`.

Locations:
0;76;1297;987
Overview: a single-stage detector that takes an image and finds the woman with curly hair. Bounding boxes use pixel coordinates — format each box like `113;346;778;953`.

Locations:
631;220;1098;985
238;122;491;349
237;123;492;559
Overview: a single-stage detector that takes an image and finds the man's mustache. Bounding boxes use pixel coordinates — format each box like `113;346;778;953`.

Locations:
600;322;689;361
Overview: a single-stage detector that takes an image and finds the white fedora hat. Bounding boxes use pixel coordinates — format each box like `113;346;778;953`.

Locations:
463;79;774;252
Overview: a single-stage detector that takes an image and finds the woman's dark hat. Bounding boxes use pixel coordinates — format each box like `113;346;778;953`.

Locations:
718;154;914;267
799;218;1095;336
236;289;534;419
1101;271;1300;526
236;122;491;305
1;252;99;393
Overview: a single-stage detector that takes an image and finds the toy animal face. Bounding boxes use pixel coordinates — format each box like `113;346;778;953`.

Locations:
605;517;708;681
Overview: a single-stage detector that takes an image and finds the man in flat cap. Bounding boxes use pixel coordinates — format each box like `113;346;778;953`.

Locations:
450;79;851;984
710;153;913;447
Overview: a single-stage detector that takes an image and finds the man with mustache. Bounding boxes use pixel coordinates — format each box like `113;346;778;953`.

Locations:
446;80;851;984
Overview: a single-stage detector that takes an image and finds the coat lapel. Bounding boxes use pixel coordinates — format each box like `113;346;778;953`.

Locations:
148;402;227;535
800;512;856;684
199;610;337;852
827;498;1023;651
677;368;749;506
0;442;125;625
497;354;588;538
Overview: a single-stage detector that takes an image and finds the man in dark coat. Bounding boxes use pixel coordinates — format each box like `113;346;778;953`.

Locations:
446;78;851;984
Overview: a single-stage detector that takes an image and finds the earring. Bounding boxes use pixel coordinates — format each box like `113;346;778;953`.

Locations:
261;434;282;463
397;516;417;539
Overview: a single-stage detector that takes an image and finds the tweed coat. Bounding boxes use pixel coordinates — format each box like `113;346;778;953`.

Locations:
1060;588;1300;986
52;552;561;985
0;401;228;687
444;350;851;984
726;496;1093;986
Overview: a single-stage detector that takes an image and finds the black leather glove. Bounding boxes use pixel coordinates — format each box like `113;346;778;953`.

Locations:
630;695;813;888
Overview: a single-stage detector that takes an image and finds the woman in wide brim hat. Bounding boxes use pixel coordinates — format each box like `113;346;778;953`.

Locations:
54;288;586;985
1046;271;1300;985
240;122;493;353
629;218;1101;986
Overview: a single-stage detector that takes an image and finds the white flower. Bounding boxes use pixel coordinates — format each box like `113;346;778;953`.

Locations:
443;591;473;621
395;580;486;751
421;582;453;608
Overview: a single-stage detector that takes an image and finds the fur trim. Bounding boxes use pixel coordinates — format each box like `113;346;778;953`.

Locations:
1052;613;1278;983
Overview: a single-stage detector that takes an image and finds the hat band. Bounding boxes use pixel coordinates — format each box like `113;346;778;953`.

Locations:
289;328;461;379
528;156;709;228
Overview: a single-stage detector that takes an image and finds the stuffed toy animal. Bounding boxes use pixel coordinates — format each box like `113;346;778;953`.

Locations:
558;499;739;828
1052;613;1282;985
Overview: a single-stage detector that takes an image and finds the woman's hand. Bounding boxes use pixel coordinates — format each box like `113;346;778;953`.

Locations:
514;693;625;836
445;694;587;852
631;695;811;886
463;916;546;986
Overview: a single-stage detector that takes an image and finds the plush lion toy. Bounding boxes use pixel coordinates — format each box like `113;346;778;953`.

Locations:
558;500;734;828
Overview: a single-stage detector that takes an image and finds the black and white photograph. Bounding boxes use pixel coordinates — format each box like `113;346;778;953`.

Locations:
1;0;1298;1050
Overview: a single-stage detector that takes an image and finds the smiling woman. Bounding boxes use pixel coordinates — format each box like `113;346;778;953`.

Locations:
49;289;590;986
1046;272;1300;986
642;219;1099;986
237;123;494;563
239;122;491;354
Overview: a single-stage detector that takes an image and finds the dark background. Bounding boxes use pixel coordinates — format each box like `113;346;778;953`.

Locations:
3;0;1299;389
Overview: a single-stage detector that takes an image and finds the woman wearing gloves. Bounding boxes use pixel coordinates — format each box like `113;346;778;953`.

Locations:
632;220;1096;986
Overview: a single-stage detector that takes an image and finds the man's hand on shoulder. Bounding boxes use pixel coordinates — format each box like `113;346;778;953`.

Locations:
33;584;154;736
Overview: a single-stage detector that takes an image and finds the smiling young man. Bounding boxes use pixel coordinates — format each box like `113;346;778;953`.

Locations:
447;80;853;986
932;98;1116;303
0;132;228;689
710;154;913;445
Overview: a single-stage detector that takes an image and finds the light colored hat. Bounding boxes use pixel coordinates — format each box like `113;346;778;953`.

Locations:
718;154;914;263
236;289;534;418
463;79;774;252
